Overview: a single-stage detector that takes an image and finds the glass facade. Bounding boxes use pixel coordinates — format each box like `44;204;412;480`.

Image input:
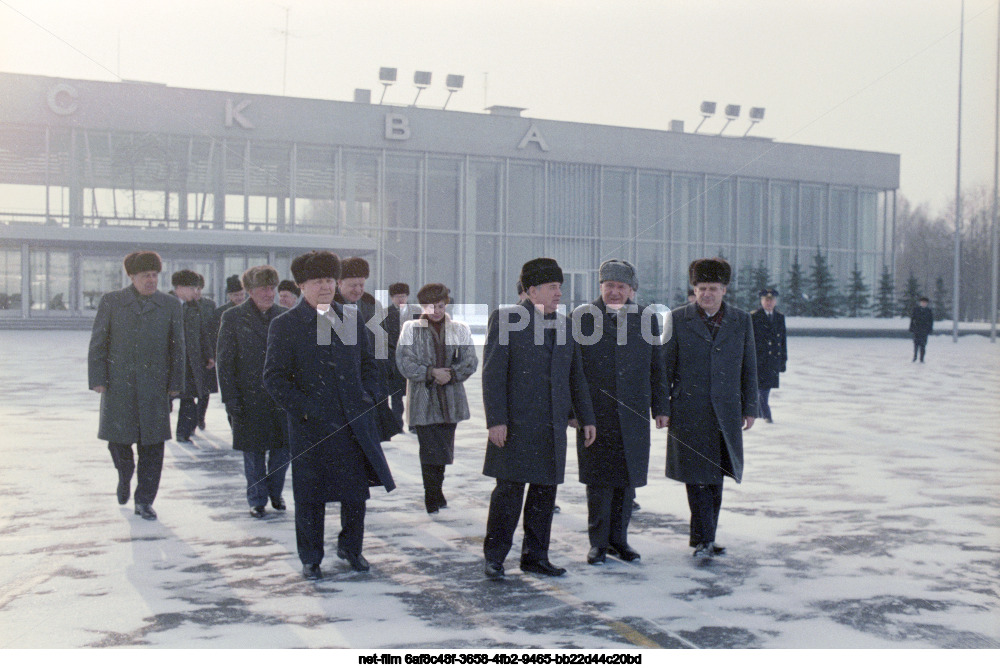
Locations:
0;127;895;317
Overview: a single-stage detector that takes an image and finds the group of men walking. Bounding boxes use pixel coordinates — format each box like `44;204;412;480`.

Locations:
89;248;789;581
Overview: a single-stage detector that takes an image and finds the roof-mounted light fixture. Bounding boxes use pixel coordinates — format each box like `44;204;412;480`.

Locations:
443;74;464;109
412;71;432;106
378;67;397;104
744;107;766;136
695;101;716;133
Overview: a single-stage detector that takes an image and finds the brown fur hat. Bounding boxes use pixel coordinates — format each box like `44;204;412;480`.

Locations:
241;265;280;291
171;269;200;288
123;251;162;276
291;251;341;284
339;257;370;280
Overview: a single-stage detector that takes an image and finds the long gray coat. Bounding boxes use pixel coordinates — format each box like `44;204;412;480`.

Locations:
573;299;669;489
664;302;758;485
395;316;478;427
216;299;288;453
482;300;596;486
88;286;185;445
180;299;215;399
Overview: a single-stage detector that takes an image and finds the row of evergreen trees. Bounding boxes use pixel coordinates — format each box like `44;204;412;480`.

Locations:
721;249;943;319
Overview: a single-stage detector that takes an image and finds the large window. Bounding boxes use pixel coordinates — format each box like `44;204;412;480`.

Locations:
600;168;630;239
507;163;543;234
385;154;420;230
800;185;825;250
427;158;461;231
705;177;733;247
0;248;21;311
29;249;70;311
342;151;377;231
738;179;764;247
469;161;500;233
81;257;124;310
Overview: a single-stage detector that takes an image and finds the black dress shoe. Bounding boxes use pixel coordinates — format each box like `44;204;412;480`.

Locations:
336;547;370;572
710;544;726;555
250;506;266;518
134;503;157;520
632;500;640;511
116;474;131;505
302;563;323;580
198;420;206;431
484;561;505;579
520;559;567;576
608;543;641;562
271;496;286;511
693;541;715;558
587;547;607;564
552;505;561;513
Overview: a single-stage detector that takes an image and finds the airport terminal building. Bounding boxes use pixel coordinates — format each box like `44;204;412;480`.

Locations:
0;72;899;320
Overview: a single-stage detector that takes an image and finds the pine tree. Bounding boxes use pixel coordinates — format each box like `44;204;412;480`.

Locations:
933;276;948;321
784;257;807;316
845;264;870;317
734;264;755;310
898;274;921;317
874;265;896;318
806;248;840;317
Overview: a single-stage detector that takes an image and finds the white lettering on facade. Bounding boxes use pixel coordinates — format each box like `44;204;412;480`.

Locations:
47;84;79;116
517;124;550;151
385;113;411;140
225;99;254;129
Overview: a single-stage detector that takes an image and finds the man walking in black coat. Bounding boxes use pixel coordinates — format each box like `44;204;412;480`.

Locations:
88;251;184;520
909;297;934;362
572;260;669;565
751;288;787;423
385;282;416;429
195;273;218;431
263;251;395;579
482;257;596;579
664;258;758;558
217;265;290;518
172;270;215;444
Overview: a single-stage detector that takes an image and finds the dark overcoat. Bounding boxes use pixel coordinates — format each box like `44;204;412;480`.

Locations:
336;290;403;441
482;300;596;485
179;299;215;399
664;302;758;485
263;298;395;504
216;299;288;453
199;296;219;394
385;303;418;397
909;306;934;344
88;286;185;445
573;299;669;489
751;308;787;390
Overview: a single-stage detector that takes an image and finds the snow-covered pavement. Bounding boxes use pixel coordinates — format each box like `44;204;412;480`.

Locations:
0;331;997;649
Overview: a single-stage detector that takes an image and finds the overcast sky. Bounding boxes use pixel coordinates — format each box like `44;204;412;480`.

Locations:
1;0;997;213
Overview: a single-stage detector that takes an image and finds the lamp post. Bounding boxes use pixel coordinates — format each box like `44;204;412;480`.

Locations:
952;0;964;343
412;71;432;106
744;107;766;137
718;104;741;135
443;74;464;110
378;67;397;104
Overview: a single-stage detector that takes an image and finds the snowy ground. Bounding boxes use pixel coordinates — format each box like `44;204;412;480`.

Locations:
0;331;997;650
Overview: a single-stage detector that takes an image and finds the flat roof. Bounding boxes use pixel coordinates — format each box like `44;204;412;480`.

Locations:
0;72;899;190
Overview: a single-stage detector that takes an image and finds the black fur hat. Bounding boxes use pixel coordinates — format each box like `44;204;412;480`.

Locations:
123;251;162;276
520;258;563;291
291;251;341;284
171;269;201;288
388;282;410;296
339;257;370;280
688;257;732;286
277;279;300;296
225;275;243;293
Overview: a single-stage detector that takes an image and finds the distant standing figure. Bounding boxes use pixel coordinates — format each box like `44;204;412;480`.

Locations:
386;282;416;429
751;288;787;424
195;273;218;431
277;279;300;309
88;251;184;520
396;283;478;514
172;270;215;444
216;265;290;519
664;258;758;558
909;297;933;363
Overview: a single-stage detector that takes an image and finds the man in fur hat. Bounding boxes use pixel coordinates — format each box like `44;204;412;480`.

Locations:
572;259;669;565
663;257;758;558
89;251;184;520
263;251;394;579
277;279;301;309
194;272;218;431
335;257;402;441
171;270;216;443
217;265;290;518
482;257;596;579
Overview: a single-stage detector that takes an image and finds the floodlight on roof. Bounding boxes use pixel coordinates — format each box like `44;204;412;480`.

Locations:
744;107;766;136
443;74;465;109
412;71;432;105
719;104;741;135
695;101;716;132
378;67;397;104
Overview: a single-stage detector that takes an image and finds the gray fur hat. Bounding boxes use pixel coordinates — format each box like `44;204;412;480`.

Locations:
599;259;638;290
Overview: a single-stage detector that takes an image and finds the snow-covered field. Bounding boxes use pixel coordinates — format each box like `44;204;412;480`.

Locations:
0;331;997;649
